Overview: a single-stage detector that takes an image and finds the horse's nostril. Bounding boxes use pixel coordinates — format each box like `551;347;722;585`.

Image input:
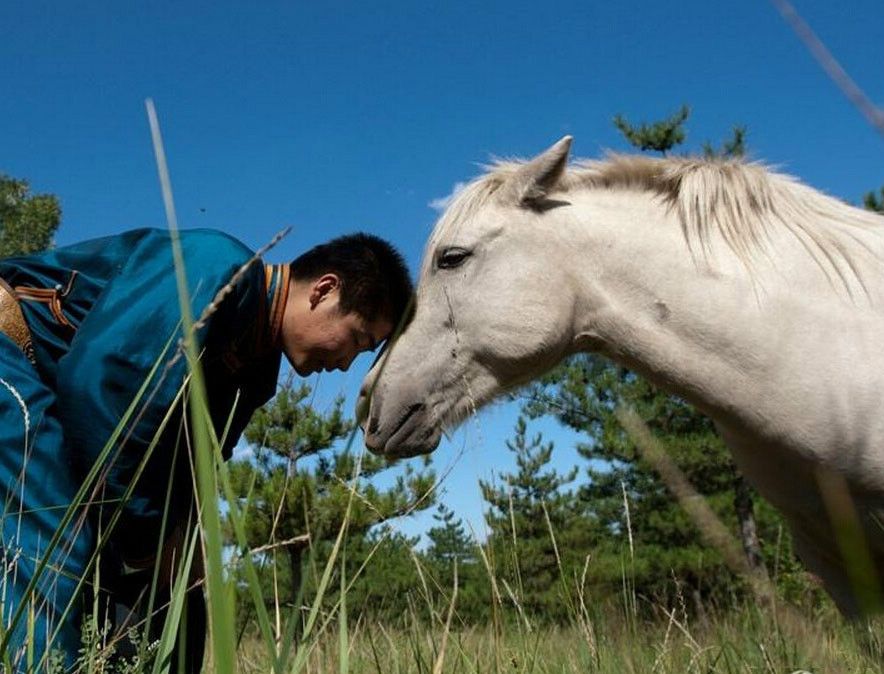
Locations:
399;403;424;430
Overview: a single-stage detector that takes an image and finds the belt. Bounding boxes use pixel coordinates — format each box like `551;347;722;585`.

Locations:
0;278;35;363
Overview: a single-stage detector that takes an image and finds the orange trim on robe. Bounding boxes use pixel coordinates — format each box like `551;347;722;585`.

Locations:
265;263;290;349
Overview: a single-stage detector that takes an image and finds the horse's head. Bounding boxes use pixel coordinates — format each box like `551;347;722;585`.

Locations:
359;136;578;457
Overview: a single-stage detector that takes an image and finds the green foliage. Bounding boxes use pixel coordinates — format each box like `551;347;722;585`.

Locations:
613;106;749;161
332;529;423;622
703;125;747;159
0;174;60;257
613;105;690;155
864;186;884;213
52;616;154;674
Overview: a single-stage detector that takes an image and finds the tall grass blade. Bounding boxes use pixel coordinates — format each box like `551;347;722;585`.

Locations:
146;97;235;674
288;427;365;673
431;562;457;674
216;433;282;671
339;549;349;674
815;468;883;613
150;528;198;674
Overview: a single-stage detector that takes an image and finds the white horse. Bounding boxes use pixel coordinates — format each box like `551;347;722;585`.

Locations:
359;136;884;615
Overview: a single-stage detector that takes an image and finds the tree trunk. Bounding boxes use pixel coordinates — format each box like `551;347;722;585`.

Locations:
288;543;305;614
733;473;769;580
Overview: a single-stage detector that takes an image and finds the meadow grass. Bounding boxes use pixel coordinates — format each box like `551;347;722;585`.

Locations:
231;605;880;674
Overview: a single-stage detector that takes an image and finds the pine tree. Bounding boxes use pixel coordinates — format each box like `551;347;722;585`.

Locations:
479;417;590;621
426;503;474;566
864;186;884;213
703;126;747;159
424;503;487;621
0;174;60;256
613;105;690;155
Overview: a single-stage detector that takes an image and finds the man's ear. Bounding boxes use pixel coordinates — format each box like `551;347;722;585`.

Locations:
309;273;341;309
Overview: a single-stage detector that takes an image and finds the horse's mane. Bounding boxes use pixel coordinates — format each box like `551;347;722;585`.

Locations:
434;153;884;294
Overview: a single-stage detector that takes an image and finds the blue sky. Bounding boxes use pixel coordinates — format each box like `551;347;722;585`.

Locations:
2;1;882;542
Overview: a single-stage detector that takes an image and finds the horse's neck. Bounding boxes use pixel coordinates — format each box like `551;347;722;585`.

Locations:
552;186;884;530
558;189;827;423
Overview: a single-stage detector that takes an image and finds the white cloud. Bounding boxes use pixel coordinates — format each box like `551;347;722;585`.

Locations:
428;181;467;212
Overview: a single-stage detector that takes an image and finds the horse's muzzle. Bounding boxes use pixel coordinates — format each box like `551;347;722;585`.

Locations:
362;400;442;458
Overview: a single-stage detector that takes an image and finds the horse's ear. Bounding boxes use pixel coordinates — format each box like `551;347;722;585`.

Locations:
500;136;572;206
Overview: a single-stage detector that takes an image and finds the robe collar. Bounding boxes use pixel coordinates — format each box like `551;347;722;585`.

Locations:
264;263;290;350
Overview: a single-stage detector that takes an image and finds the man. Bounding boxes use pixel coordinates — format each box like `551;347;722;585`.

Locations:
0;228;411;672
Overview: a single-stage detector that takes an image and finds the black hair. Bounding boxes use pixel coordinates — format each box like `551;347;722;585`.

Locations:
289;233;413;325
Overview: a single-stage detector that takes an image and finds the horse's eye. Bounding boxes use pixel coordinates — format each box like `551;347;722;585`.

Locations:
436;247;472;270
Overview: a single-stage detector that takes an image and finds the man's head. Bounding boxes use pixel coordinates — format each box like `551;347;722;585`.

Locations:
280;233;413;377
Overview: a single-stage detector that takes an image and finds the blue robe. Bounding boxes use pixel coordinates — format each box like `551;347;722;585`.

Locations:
0;228;287;671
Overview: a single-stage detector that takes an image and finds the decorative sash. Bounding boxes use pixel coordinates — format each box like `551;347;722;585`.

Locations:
0;278;35;363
